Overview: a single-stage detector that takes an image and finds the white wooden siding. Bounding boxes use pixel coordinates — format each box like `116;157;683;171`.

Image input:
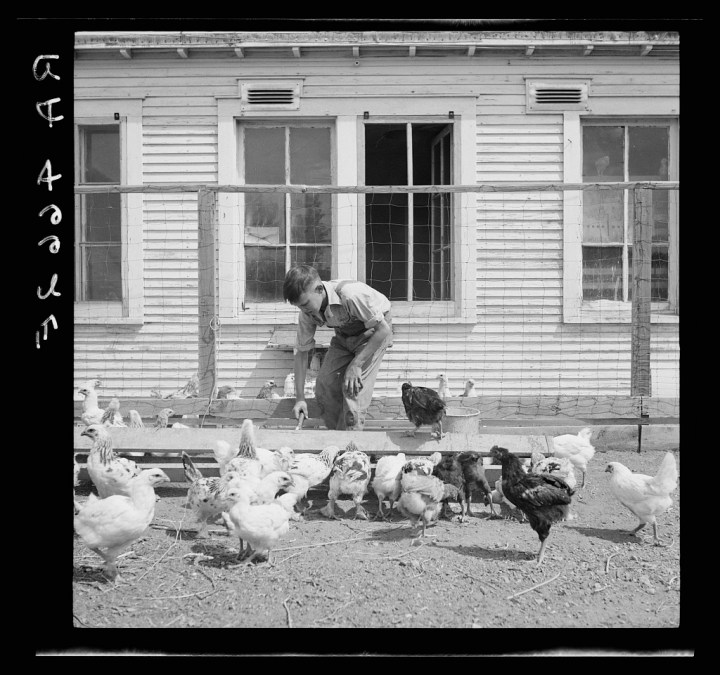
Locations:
73;53;679;399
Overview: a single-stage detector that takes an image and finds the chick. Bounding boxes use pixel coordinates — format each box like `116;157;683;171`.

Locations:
100;397;126;427
401;382;447;440
432;453;468;521
128;410;145;428
605;452;678;546
396;471;445;541
402;451;442;477
257;380;281;400
283;373;295;398
73;468;170;580
74;453;81;488
79;387;105;426
154;408;175;430
552;428;595;487
320;441;372;520
285;445;341;516
461;379;477;397
436;373;453;399
371;452;407;521
224;485;294;565
83;425;141;499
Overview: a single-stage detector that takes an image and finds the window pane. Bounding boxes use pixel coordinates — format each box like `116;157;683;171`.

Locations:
629;127;669;180
365;124;407;186
652;245;669;301
290;246;331;281
366;194;408;300
85;193;121;242
583;126;624;181
290;128;331;185
245;193;285;245
582;246;624;301
83;126;120;183
245;246;285;302
583;190;625;243
245;127;285;184
85;244;122;301
290;193;331;243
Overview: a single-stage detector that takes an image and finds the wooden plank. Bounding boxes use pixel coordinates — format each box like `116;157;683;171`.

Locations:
631;188;652;397
197;188;217;398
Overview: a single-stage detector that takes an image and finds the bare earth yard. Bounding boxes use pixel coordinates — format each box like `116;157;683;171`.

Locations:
67;446;686;655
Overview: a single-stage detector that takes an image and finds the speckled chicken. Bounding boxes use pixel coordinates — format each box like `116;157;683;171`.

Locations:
531;453;578;491
73;468;170;580
256;380;281;400
371;451;407;520
605;452;678;545
100;397;126;427
402;451;442;477
491;445;575;566
127;410;145;428
224;485;294;564
182;452;247;538
432;453;468;521
83;425;142;499
154;407;175;429
320;441;372;520
552;428;595;487
401;382;447;440
396;471;446;540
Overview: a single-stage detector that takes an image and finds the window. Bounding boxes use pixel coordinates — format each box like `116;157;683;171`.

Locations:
74;99;144;323
364;123;453;302
75;124;122;303
241;123;333;303
563;115;678;323
216;94;477;323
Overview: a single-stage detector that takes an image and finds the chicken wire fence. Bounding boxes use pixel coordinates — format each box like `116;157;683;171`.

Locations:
73;181;679;418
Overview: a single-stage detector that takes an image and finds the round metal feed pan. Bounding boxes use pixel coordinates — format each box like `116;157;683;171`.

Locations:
443;407;481;435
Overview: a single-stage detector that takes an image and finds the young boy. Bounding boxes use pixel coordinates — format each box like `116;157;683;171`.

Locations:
283;265;393;430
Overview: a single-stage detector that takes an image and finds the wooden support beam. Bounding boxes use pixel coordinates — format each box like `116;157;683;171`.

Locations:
197;188;218;399
177;48;188;58
234;47;244;58
119;49;132;59
631;188;653;397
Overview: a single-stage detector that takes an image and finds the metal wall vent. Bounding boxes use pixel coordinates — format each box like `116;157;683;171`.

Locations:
526;80;589;113
240;80;302;111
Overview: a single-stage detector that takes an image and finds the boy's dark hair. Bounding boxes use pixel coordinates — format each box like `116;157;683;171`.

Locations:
283;265;322;303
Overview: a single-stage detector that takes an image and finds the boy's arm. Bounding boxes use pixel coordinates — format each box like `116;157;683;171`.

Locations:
343;318;391;398
292;349;309;419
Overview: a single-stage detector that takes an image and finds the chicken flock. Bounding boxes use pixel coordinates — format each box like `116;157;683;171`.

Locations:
74;380;678;581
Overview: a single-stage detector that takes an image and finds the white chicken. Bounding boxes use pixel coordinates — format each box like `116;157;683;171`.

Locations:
371;451;407;521
283;373;295;398
216;385;240;400
83;425;142;499
100;397;126;427
396;471;446;541
552;427;595;487
402;451;442;477
320;441;372;520
74;453;81;487
224;485;294;564
79;387;105;426
531;454;578;491
437;373;453;399
595;154;610;176
73;468;170;580
284;444;341;516
605;452;678;546
128;410;145;428
461;379;477;397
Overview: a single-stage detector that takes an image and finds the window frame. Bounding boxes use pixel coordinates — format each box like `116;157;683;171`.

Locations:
216;93;478;325
562;113;679;324
74;98;144;324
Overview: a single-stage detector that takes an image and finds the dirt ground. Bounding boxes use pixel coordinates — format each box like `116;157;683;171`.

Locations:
70;445;683;651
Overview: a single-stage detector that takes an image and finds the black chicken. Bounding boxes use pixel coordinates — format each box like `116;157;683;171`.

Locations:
432;453;468;521
401;382;447;441
456;450;495;518
490;445;575;566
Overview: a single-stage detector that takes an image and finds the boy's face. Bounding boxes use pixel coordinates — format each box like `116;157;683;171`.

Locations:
293;283;326;324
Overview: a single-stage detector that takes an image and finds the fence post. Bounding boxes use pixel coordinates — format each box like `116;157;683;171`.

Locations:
198;188;217;399
631;187;652;450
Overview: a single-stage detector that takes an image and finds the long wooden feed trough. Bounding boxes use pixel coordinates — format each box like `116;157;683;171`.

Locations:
73;426;554;484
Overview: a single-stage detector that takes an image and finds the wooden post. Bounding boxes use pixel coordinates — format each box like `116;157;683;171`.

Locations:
198;188;217;399
631;188;652;451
